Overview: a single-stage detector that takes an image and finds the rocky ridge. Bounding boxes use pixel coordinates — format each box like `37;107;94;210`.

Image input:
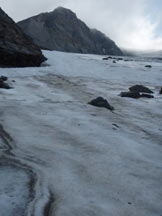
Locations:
18;7;123;55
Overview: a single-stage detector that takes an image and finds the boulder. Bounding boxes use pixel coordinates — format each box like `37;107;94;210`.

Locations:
129;85;153;93
88;97;114;111
145;65;152;68
120;91;140;99
0;7;46;67
120;91;154;99
0;80;11;89
0;76;8;81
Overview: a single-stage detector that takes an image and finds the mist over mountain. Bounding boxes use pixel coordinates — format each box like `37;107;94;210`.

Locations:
18;7;123;56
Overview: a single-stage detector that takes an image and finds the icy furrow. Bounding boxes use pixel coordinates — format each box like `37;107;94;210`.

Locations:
0;123;54;216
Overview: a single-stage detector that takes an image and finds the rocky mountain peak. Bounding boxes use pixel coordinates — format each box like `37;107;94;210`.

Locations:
18;7;123;55
53;7;76;16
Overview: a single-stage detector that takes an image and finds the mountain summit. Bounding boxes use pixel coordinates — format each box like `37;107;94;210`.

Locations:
18;7;123;55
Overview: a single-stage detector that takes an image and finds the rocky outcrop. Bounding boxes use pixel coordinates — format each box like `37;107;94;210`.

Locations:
88;97;114;111
18;7;123;56
0;8;46;67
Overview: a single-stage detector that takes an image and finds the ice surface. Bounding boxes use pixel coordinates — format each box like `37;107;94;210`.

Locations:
0;50;161;216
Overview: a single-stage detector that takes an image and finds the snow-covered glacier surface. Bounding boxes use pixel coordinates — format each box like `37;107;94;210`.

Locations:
0;50;161;216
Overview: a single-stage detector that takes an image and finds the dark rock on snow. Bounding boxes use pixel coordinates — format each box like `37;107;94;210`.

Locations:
0;76;8;81
129;85;153;94
18;7;123;56
159;87;162;94
0;76;11;89
0;7;46;67
120;91;141;99
102;57;109;60
102;56;123;61
145;65;152;68
0;80;10;89
120;91;154;99
88;97;114;111
140;94;154;98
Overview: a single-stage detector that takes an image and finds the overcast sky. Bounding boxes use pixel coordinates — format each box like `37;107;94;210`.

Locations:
1;0;162;51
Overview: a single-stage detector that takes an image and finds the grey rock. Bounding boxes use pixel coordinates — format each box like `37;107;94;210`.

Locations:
120;91;154;99
88;97;114;111
18;7;123;56
0;7;46;67
0;80;11;89
120;91;140;99
140;94;154;98
129;85;153;93
0;76;8;81
145;65;152;68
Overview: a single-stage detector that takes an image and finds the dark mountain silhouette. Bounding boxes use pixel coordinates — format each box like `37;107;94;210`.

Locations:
0;7;46;67
18;7;123;56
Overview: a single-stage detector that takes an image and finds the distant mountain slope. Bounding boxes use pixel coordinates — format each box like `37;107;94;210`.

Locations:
18;7;123;56
0;7;46;67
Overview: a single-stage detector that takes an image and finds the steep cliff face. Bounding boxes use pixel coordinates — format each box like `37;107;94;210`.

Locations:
0;8;46;67
18;7;123;55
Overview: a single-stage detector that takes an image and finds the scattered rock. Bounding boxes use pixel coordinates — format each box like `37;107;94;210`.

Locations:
120;91;140;99
129;85;153;94
128;202;132;205
145;65;152;68
102;57;109;60
113;60;116;63
159;87;162;94
88;97;114;111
